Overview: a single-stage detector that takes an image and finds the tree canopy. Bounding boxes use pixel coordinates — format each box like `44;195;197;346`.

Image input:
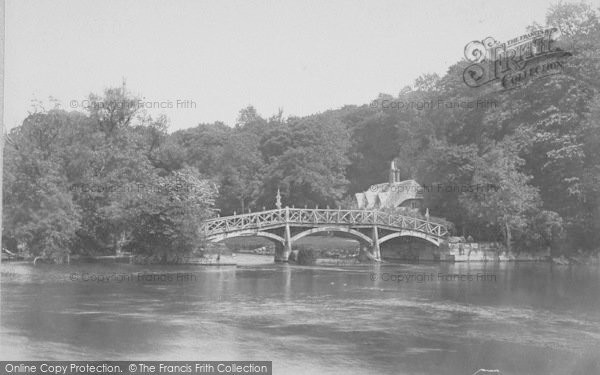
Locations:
4;1;600;258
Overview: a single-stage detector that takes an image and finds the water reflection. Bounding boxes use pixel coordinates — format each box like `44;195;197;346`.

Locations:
1;261;599;375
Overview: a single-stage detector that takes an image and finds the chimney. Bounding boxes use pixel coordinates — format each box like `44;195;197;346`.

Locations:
389;160;395;184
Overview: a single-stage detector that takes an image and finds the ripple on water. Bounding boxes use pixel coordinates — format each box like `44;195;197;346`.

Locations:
2;262;600;374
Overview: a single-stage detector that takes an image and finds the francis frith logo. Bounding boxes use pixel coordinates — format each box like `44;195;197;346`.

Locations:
463;28;571;90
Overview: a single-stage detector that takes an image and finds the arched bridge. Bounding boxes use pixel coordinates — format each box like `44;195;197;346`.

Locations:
202;207;449;261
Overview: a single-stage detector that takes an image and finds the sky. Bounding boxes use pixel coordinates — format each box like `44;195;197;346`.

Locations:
4;0;600;132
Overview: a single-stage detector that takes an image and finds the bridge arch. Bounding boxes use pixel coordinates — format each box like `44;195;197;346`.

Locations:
207;230;285;245
378;230;440;247
290;226;373;246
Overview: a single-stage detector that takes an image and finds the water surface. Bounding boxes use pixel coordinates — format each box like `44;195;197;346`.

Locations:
1;260;599;374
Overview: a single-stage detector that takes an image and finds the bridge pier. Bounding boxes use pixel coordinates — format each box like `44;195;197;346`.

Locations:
372;226;381;261
274;243;291;262
275;211;292;262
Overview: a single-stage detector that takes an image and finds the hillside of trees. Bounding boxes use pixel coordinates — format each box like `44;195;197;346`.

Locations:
3;2;600;260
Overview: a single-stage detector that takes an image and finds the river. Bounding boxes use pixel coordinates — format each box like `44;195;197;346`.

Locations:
1;259;599;375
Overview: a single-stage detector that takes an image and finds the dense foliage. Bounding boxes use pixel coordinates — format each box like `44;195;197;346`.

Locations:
4;2;600;258
3;93;217;261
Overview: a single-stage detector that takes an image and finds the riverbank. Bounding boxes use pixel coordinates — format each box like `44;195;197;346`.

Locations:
4;236;599;266
444;239;600;264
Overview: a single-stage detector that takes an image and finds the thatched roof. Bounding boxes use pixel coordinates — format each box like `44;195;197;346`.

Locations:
356;179;423;209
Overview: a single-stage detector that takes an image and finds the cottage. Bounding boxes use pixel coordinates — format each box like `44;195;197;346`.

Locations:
355;160;423;210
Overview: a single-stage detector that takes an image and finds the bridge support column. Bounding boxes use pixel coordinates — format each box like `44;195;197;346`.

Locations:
371;226;381;261
275;242;292;262
275;208;292;262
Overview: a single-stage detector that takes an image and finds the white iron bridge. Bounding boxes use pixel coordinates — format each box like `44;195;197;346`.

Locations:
202;207;449;261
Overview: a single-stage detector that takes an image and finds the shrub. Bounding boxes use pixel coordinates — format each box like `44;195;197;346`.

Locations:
296;248;317;265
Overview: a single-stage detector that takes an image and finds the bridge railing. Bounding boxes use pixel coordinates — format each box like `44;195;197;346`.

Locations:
203;208;286;235
203;207;448;238
286;208;448;237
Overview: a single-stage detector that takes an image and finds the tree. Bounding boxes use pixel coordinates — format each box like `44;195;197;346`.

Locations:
546;2;600;37
217;132;264;214
459;146;541;251
121;168;217;262
418;141;479;237
413;73;441;92
3;111;81;261
260;114;351;207
87;87;140;136
170;122;232;176
2;87;220;261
